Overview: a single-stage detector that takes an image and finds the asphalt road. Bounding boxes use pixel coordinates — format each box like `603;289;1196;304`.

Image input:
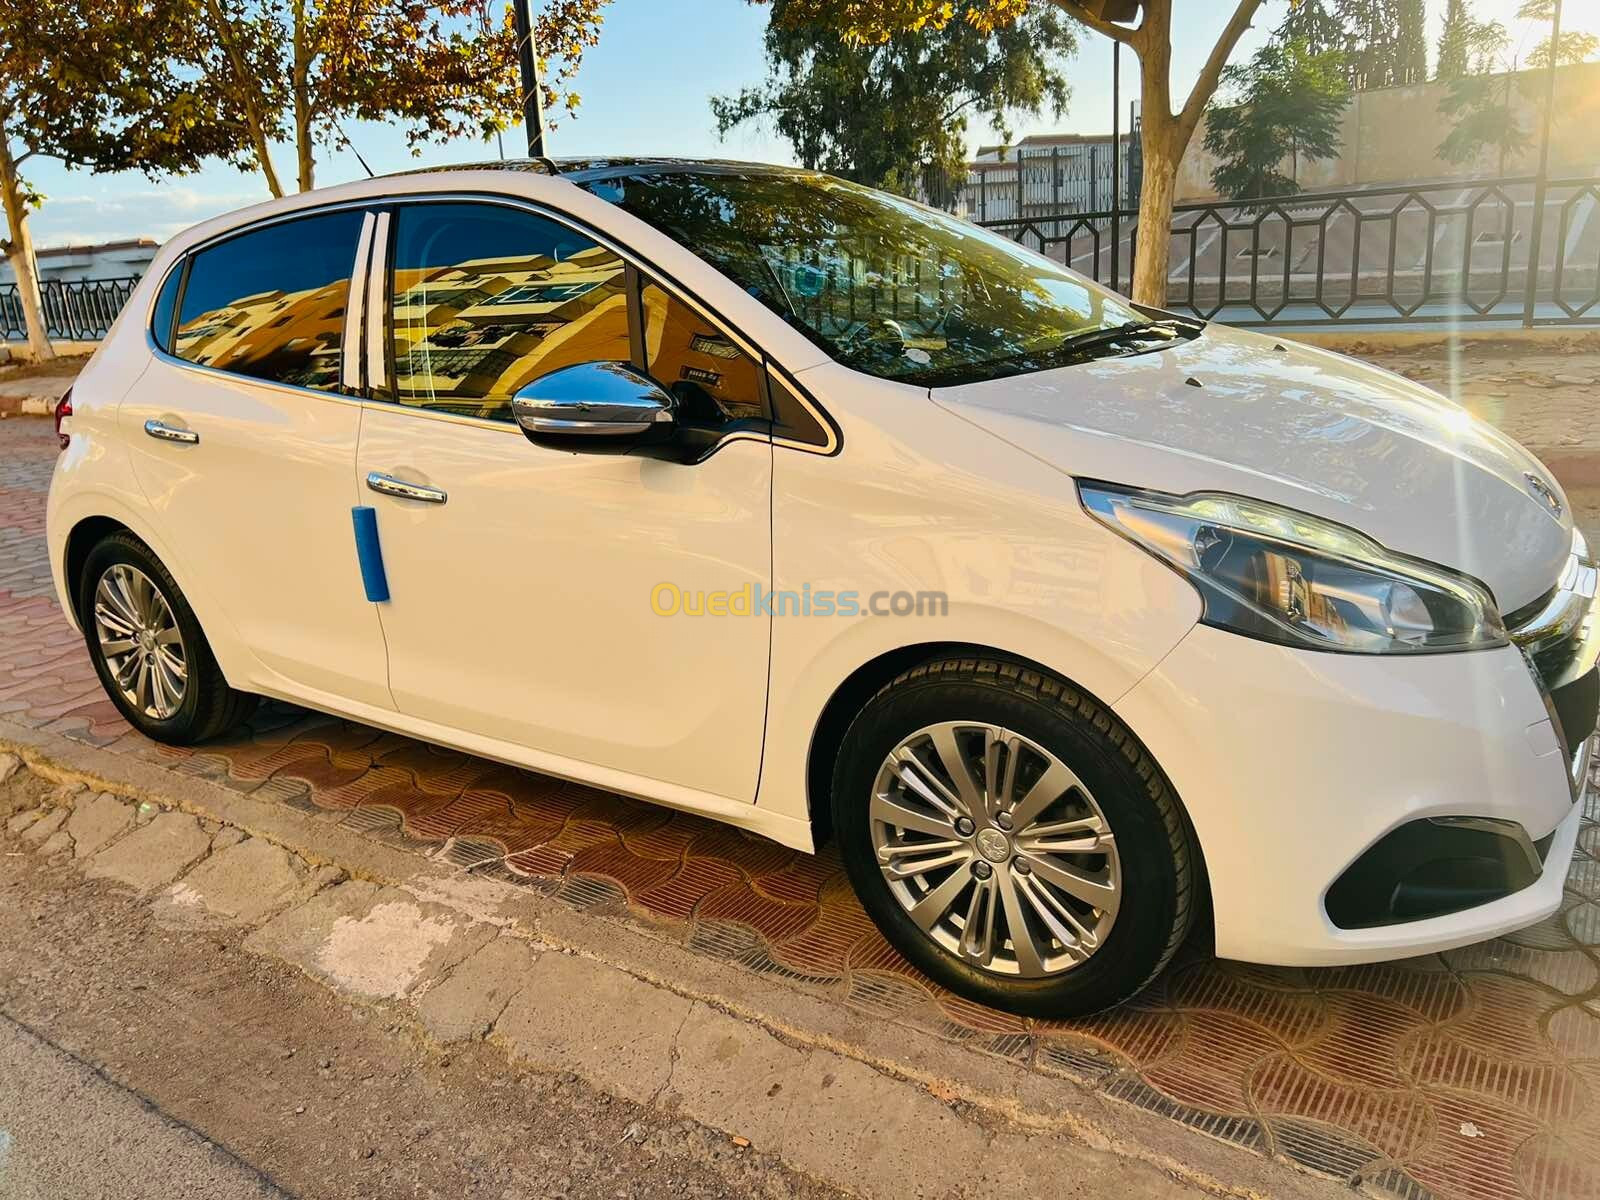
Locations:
0;1014;286;1199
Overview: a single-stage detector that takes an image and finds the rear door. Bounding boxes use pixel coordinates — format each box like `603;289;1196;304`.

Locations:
352;199;773;801
121;207;395;709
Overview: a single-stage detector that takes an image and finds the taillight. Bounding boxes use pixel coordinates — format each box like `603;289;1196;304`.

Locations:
54;388;72;451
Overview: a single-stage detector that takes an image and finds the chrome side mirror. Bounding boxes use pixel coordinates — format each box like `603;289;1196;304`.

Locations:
510;362;675;446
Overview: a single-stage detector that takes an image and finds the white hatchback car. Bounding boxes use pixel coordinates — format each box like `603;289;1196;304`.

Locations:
48;160;1595;1015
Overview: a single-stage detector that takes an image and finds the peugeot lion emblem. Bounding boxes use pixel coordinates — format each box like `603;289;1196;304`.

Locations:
1524;471;1563;518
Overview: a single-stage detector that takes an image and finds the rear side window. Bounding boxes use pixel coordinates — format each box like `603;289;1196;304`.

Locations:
173;210;365;392
150;263;183;353
385;202;630;422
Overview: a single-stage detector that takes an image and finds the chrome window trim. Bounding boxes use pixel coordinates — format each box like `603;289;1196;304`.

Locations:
342;212;377;393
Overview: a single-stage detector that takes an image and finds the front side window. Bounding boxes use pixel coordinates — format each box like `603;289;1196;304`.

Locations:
585;168;1152;387
173;210;364;391
386;203;630;422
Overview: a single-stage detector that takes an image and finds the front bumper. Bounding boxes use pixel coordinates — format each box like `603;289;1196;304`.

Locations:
1115;622;1590;967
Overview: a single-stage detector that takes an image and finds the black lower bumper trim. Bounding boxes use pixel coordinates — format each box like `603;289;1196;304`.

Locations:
1325;817;1542;930
1549;664;1599;760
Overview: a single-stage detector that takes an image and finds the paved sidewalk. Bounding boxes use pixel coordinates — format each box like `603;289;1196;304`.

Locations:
2;356;1599;1199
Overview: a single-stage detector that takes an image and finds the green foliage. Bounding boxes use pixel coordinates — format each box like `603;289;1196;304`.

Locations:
177;0;610;192
1203;37;1350;200
1278;0;1343;57
1436;0;1472;80
1;0;240;193
713;0;1076;198
1517;0;1600;68
1335;0;1427;89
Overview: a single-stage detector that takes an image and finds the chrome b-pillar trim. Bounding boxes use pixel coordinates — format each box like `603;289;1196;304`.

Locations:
365;211;392;394
341;211;377;394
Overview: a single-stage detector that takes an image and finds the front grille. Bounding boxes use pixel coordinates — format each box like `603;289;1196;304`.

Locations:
1510;527;1600;775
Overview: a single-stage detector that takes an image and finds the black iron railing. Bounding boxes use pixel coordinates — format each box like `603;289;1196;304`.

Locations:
979;175;1600;327
1;276;141;342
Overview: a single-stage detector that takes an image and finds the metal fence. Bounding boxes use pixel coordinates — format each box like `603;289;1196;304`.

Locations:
979;175;1600;327
1;276;141;342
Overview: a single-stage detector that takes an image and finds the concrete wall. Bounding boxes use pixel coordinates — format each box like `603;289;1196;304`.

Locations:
1177;59;1600;202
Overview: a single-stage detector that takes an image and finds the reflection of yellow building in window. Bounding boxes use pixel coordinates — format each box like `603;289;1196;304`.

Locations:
392;245;630;419
174;281;348;391
640;284;764;422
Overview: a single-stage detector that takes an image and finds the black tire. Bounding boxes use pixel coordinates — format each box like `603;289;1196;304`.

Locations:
831;656;1196;1017
77;531;257;744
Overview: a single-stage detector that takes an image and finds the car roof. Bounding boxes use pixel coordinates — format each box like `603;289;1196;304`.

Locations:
388;156;819;185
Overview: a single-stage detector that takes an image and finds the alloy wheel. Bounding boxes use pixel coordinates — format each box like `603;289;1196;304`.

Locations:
869;721;1121;977
92;563;188;720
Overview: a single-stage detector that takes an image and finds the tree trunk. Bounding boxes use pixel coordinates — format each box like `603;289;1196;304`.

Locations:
292;0;314;192
250;123;285;199
0;136;53;362
202;0;285;198
1130;120;1179;307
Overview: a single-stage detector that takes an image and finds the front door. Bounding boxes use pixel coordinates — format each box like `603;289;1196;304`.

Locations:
122;208;394;710
354;201;772;801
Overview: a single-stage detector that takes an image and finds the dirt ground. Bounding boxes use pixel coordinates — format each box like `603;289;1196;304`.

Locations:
0;773;846;1200
0;353;90;385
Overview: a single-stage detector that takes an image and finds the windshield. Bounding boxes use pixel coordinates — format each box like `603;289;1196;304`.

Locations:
582;168;1159;387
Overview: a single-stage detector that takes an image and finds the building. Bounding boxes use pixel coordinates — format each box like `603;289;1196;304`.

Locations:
956;132;1140;223
0;237;159;285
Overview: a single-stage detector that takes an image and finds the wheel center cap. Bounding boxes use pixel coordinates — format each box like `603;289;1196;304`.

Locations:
138;630;156;653
975;827;1012;863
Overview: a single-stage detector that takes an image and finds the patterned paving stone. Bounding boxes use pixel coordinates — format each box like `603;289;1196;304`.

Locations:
3;414;1598;1200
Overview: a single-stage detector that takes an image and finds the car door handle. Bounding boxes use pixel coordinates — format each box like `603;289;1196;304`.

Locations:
365;471;447;505
144;419;199;445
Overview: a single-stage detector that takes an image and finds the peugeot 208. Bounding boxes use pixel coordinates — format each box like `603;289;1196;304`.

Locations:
48;160;1596;1015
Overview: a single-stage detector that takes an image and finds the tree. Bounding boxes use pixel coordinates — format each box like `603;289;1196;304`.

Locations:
1436;0;1473;80
1435;15;1522;171
1336;0;1426;89
765;0;1267;308
1518;1;1599;69
1279;0;1342;56
1;0;237;360
1203;37;1349;200
180;0;610;197
714;0;1076;202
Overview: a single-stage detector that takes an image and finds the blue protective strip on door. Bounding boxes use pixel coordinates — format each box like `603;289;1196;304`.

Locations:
351;506;391;603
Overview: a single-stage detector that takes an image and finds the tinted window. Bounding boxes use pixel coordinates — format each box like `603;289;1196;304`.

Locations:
639;281;764;424
586;170;1144;387
386;203;629;422
173;210;363;391
150;262;183;353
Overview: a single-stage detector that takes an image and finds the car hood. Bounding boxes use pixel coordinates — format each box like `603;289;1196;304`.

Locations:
931;323;1572;614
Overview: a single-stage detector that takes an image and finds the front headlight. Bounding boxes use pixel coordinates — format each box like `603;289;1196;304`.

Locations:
1079;483;1507;654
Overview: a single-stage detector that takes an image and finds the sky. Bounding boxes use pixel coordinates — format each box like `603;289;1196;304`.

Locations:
22;0;1594;249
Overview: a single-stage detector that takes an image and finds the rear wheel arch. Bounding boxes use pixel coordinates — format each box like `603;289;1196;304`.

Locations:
65;515;135;619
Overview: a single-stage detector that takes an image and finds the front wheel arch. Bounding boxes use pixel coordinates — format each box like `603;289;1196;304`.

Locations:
806;643;1212;938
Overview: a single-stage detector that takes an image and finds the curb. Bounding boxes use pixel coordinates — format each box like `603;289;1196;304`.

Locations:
0;395;55;417
0;719;1351;1200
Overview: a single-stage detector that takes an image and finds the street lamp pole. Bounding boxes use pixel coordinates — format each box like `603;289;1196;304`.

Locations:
1521;0;1562;328
512;0;549;160
1110;40;1121;295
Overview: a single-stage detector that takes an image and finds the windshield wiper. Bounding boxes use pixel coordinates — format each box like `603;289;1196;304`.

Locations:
1050;318;1198;359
